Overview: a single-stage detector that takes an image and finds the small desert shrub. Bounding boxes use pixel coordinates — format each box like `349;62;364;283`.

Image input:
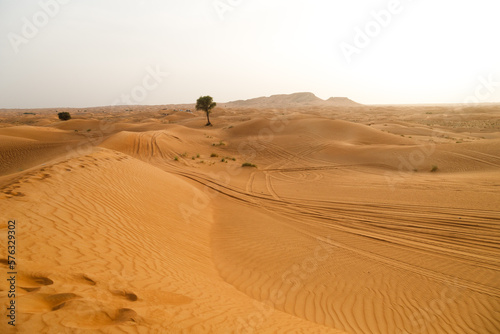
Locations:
431;165;438;172
196;154;200;158
211;153;218;158
242;162;256;168
87;129;91;132
58;112;71;121
174;156;179;161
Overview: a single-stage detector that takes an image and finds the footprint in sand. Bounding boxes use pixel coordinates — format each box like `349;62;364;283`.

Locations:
113;308;138;323
17;273;54;288
111;290;139;301
19;292;81;313
60;303;140;329
74;273;96;286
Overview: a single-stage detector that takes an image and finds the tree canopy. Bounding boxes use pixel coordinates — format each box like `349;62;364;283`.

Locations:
58;112;71;121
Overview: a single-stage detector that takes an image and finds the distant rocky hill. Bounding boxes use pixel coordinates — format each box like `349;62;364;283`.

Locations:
225;92;361;108
325;97;361;106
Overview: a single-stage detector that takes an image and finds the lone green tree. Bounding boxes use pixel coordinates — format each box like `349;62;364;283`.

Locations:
58;112;71;121
196;95;216;126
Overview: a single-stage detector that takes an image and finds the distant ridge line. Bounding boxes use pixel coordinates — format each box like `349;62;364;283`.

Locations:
225;92;362;108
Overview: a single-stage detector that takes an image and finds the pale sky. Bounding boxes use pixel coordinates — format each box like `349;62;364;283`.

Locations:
1;0;499;108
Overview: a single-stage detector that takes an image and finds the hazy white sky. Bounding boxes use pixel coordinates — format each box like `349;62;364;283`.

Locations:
1;0;499;108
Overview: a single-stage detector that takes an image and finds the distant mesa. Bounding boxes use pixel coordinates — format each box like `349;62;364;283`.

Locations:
326;97;361;106
225;92;361;108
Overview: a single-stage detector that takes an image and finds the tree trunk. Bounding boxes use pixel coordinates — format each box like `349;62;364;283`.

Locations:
206;111;211;126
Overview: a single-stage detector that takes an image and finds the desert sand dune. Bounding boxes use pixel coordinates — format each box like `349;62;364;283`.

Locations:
0;126;77;142
0;104;499;333
1;148;338;333
0;138;68;176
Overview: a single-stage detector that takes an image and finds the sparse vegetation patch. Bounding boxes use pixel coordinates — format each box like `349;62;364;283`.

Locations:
58;112;71;121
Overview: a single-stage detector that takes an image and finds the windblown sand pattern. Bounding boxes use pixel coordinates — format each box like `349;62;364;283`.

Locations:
0;104;499;333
